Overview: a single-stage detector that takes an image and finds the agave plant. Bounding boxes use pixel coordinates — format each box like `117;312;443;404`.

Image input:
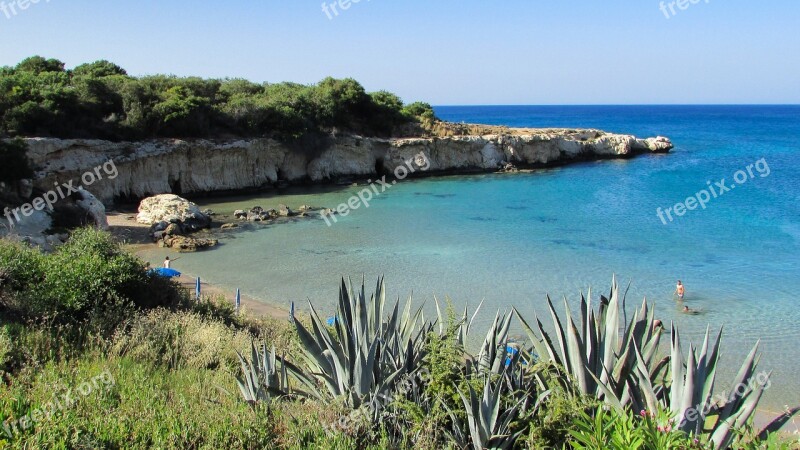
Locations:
293;276;428;409
475;310;516;375
235;341;312;406
627;325;779;450
514;276;797;447
516;276;666;406
446;367;550;450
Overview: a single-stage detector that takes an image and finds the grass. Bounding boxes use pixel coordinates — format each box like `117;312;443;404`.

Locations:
1;230;797;449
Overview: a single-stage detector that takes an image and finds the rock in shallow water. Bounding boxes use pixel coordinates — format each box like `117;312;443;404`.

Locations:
160;235;218;252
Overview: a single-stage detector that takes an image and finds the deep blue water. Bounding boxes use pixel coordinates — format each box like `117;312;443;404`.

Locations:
142;105;800;407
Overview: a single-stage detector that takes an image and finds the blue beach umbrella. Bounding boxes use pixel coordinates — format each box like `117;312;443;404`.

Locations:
235;288;241;313
155;267;181;278
195;277;201;300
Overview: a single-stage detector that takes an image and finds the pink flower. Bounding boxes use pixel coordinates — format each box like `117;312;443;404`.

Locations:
665;425;672;432
658;425;665;432
640;410;647;417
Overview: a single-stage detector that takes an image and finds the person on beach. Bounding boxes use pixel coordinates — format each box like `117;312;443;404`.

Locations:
674;280;685;300
163;256;180;269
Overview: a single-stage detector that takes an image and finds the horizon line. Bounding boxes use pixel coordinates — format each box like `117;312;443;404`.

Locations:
433;103;800;107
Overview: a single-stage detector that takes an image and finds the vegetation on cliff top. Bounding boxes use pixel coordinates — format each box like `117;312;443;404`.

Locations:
0;56;438;141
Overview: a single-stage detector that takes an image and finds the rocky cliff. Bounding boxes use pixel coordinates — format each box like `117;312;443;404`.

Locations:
22;129;672;204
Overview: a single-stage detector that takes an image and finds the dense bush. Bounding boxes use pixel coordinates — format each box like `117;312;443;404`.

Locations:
0;325;10;375
0;139;33;184
112;308;254;371
0;228;186;321
0;56;439;141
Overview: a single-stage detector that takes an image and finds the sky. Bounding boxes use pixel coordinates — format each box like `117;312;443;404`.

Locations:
1;0;799;105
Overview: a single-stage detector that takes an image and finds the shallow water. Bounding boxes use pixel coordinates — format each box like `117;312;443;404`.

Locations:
139;105;800;409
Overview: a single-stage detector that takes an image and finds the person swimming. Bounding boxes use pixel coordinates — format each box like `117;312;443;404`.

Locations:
682;305;700;315
674;280;685;300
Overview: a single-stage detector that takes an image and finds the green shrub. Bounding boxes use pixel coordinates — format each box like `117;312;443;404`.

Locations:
0;325;10;375
1;55;433;140
567;406;704;450
525;377;599;449
0;239;43;293
112;309;254;371
0;139;33;184
0;229;186;322
390;300;476;448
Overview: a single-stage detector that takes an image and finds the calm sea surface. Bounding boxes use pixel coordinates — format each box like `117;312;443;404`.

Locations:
139;105;800;409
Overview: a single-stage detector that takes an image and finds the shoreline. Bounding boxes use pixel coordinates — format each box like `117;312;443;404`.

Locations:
108;203;797;426
107;212;289;320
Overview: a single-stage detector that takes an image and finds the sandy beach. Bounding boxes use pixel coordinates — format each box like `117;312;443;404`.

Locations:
105;210;799;434
107;211;288;320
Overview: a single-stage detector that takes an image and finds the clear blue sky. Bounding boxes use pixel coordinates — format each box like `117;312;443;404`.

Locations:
1;0;798;105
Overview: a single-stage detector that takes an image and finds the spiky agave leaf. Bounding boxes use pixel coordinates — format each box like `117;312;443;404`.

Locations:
449;374;526;450
292;277;428;411
235;342;301;406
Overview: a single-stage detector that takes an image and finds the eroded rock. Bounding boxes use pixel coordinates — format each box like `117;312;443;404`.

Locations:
160;235;218;252
136;194;211;232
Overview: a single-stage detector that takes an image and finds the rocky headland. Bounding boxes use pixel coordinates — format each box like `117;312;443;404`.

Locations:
22;127;673;204
2;126;672;249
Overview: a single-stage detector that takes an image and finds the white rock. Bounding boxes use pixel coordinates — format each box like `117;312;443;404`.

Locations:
136;194;210;231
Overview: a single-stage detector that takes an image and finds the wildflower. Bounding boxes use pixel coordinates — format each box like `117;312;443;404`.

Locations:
640;410;647;417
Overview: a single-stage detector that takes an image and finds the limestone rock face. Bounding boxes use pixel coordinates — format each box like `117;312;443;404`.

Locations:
75;189;108;230
639;136;673;153
136;194;211;231
21;130;673;204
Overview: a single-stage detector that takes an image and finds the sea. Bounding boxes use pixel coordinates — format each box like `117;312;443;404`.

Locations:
139;105;800;410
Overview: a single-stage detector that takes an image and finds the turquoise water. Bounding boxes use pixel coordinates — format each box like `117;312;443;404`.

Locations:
139;106;800;408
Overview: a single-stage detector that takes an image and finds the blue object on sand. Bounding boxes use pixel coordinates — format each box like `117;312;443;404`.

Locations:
289;301;295;323
195;277;201;300
235;288;241;313
154;267;181;278
326;316;337;326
